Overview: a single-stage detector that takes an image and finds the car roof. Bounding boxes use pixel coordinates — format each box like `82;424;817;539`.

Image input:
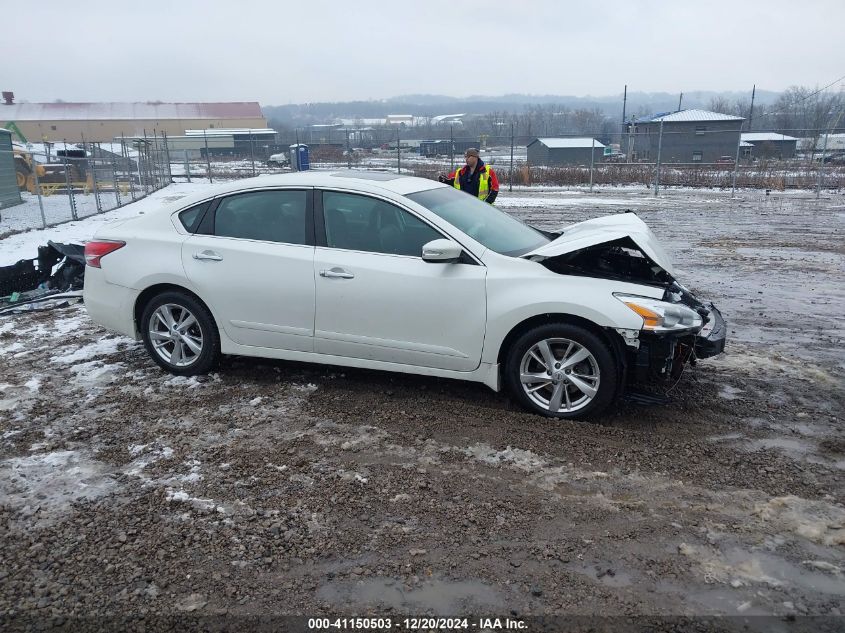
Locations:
165;171;445;211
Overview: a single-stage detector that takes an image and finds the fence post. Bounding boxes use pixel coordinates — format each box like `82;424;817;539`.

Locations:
142;130;149;194
62;154;78;221
450;125;454;173
731;127;742;196
346;128;352;169
589;137;596;192
654;119;664;196
154;130;163;190
816;129;830;199
249;130;256;177
397;128;401;174
32;153;47;228
122;135;136;202
89;151;103;213
203;129;212;183
111;154;121;208
509;121;514;192
163;131;173;184
184;150;192;183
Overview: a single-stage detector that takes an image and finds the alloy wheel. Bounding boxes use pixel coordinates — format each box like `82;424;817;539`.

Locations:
518;337;601;413
148;303;204;368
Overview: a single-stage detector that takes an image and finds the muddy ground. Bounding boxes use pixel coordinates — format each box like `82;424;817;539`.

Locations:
1;188;843;631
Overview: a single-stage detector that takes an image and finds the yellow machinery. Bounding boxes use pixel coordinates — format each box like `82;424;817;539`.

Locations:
13;144;95;196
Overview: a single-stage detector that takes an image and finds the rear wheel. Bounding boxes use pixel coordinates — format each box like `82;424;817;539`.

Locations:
140;291;220;375
505;323;617;419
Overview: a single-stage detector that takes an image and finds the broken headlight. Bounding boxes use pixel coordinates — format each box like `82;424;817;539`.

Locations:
614;293;703;333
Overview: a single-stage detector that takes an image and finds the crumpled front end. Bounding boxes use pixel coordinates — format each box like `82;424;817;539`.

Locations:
628;282;727;387
532;224;727;394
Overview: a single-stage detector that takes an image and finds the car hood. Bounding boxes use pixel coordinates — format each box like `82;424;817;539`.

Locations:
522;213;676;277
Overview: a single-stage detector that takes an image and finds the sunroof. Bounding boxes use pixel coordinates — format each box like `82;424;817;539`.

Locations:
329;171;403;181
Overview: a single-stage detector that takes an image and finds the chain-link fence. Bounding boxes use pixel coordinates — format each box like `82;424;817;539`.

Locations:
169;125;845;194
4;124;842;238
0;136;171;236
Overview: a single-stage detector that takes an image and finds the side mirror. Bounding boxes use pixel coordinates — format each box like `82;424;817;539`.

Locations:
421;239;462;263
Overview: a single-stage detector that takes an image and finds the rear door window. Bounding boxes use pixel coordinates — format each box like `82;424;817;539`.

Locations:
213;190;309;245
178;201;212;233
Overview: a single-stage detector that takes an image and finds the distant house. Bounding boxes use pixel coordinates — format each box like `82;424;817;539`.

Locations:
419;139;476;157
797;133;845;160
741;132;798;159
527;137;606;166
628;109;744;163
386;114;414;126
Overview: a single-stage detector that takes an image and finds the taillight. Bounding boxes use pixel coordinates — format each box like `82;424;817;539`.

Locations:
84;240;126;268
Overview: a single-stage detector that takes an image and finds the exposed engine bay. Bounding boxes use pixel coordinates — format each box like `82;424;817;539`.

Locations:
538;236;727;393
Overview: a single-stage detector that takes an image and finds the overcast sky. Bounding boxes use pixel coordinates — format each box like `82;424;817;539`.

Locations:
5;0;843;105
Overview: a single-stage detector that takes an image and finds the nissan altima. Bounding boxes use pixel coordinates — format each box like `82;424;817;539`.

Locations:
83;171;726;419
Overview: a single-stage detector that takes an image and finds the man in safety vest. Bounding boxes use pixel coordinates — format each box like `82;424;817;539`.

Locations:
438;148;499;204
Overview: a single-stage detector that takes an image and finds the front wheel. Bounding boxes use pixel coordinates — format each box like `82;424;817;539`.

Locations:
140;291;220;375
505;323;617;419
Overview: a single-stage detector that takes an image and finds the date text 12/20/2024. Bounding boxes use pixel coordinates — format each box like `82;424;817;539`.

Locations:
308;618;527;630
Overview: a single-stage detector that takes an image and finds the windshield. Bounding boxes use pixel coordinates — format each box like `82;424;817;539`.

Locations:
407;187;550;256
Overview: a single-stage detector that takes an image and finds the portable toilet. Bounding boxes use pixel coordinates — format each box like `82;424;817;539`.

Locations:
289;144;310;171
0;129;23;213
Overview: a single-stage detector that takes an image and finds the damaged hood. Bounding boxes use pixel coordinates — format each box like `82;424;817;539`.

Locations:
523;213;676;277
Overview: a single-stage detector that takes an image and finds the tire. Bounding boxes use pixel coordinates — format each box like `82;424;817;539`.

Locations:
140;291;220;375
504;323;617;420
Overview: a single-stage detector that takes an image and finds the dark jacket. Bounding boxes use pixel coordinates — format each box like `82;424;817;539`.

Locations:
442;159;499;204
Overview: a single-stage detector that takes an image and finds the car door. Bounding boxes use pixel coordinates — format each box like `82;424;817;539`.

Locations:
181;188;316;352
313;190;487;371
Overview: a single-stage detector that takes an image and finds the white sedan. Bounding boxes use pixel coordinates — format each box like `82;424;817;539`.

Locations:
83;171;726;419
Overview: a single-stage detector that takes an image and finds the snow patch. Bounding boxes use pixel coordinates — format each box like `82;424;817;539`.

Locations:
753;496;845;546
163;375;204;389
69;361;123;386
51;338;125;364
0;341;25;356
0;450;116;524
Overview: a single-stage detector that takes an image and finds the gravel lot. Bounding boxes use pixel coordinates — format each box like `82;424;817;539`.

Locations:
1;187;843;631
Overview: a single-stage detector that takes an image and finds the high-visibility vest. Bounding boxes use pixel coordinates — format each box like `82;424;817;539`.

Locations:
454;165;491;200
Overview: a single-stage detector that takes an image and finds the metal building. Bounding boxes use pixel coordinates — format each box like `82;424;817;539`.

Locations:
0;128;23;212
628;109;745;163
527;137;606;166
741;133;798;159
0;94;267;143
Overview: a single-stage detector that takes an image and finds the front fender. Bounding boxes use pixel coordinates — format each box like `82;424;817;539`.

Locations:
481;273;664;365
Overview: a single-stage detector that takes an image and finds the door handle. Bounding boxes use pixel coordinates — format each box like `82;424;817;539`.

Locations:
319;268;354;279
193;251;223;261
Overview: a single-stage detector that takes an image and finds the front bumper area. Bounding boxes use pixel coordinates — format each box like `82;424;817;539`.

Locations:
628;302;727;385
694;304;727;359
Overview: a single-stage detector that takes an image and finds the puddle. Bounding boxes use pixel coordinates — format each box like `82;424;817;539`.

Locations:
753;496;845;546
679;544;845;596
708;433;745;442
567;563;633;587
317;577;502;612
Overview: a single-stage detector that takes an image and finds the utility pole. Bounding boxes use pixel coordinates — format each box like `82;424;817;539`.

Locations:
748;84;756;131
678;92;683;111
621;84;627;124
654;119;664;196
622;84;628;163
509;121;514;192
449;125;454;172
